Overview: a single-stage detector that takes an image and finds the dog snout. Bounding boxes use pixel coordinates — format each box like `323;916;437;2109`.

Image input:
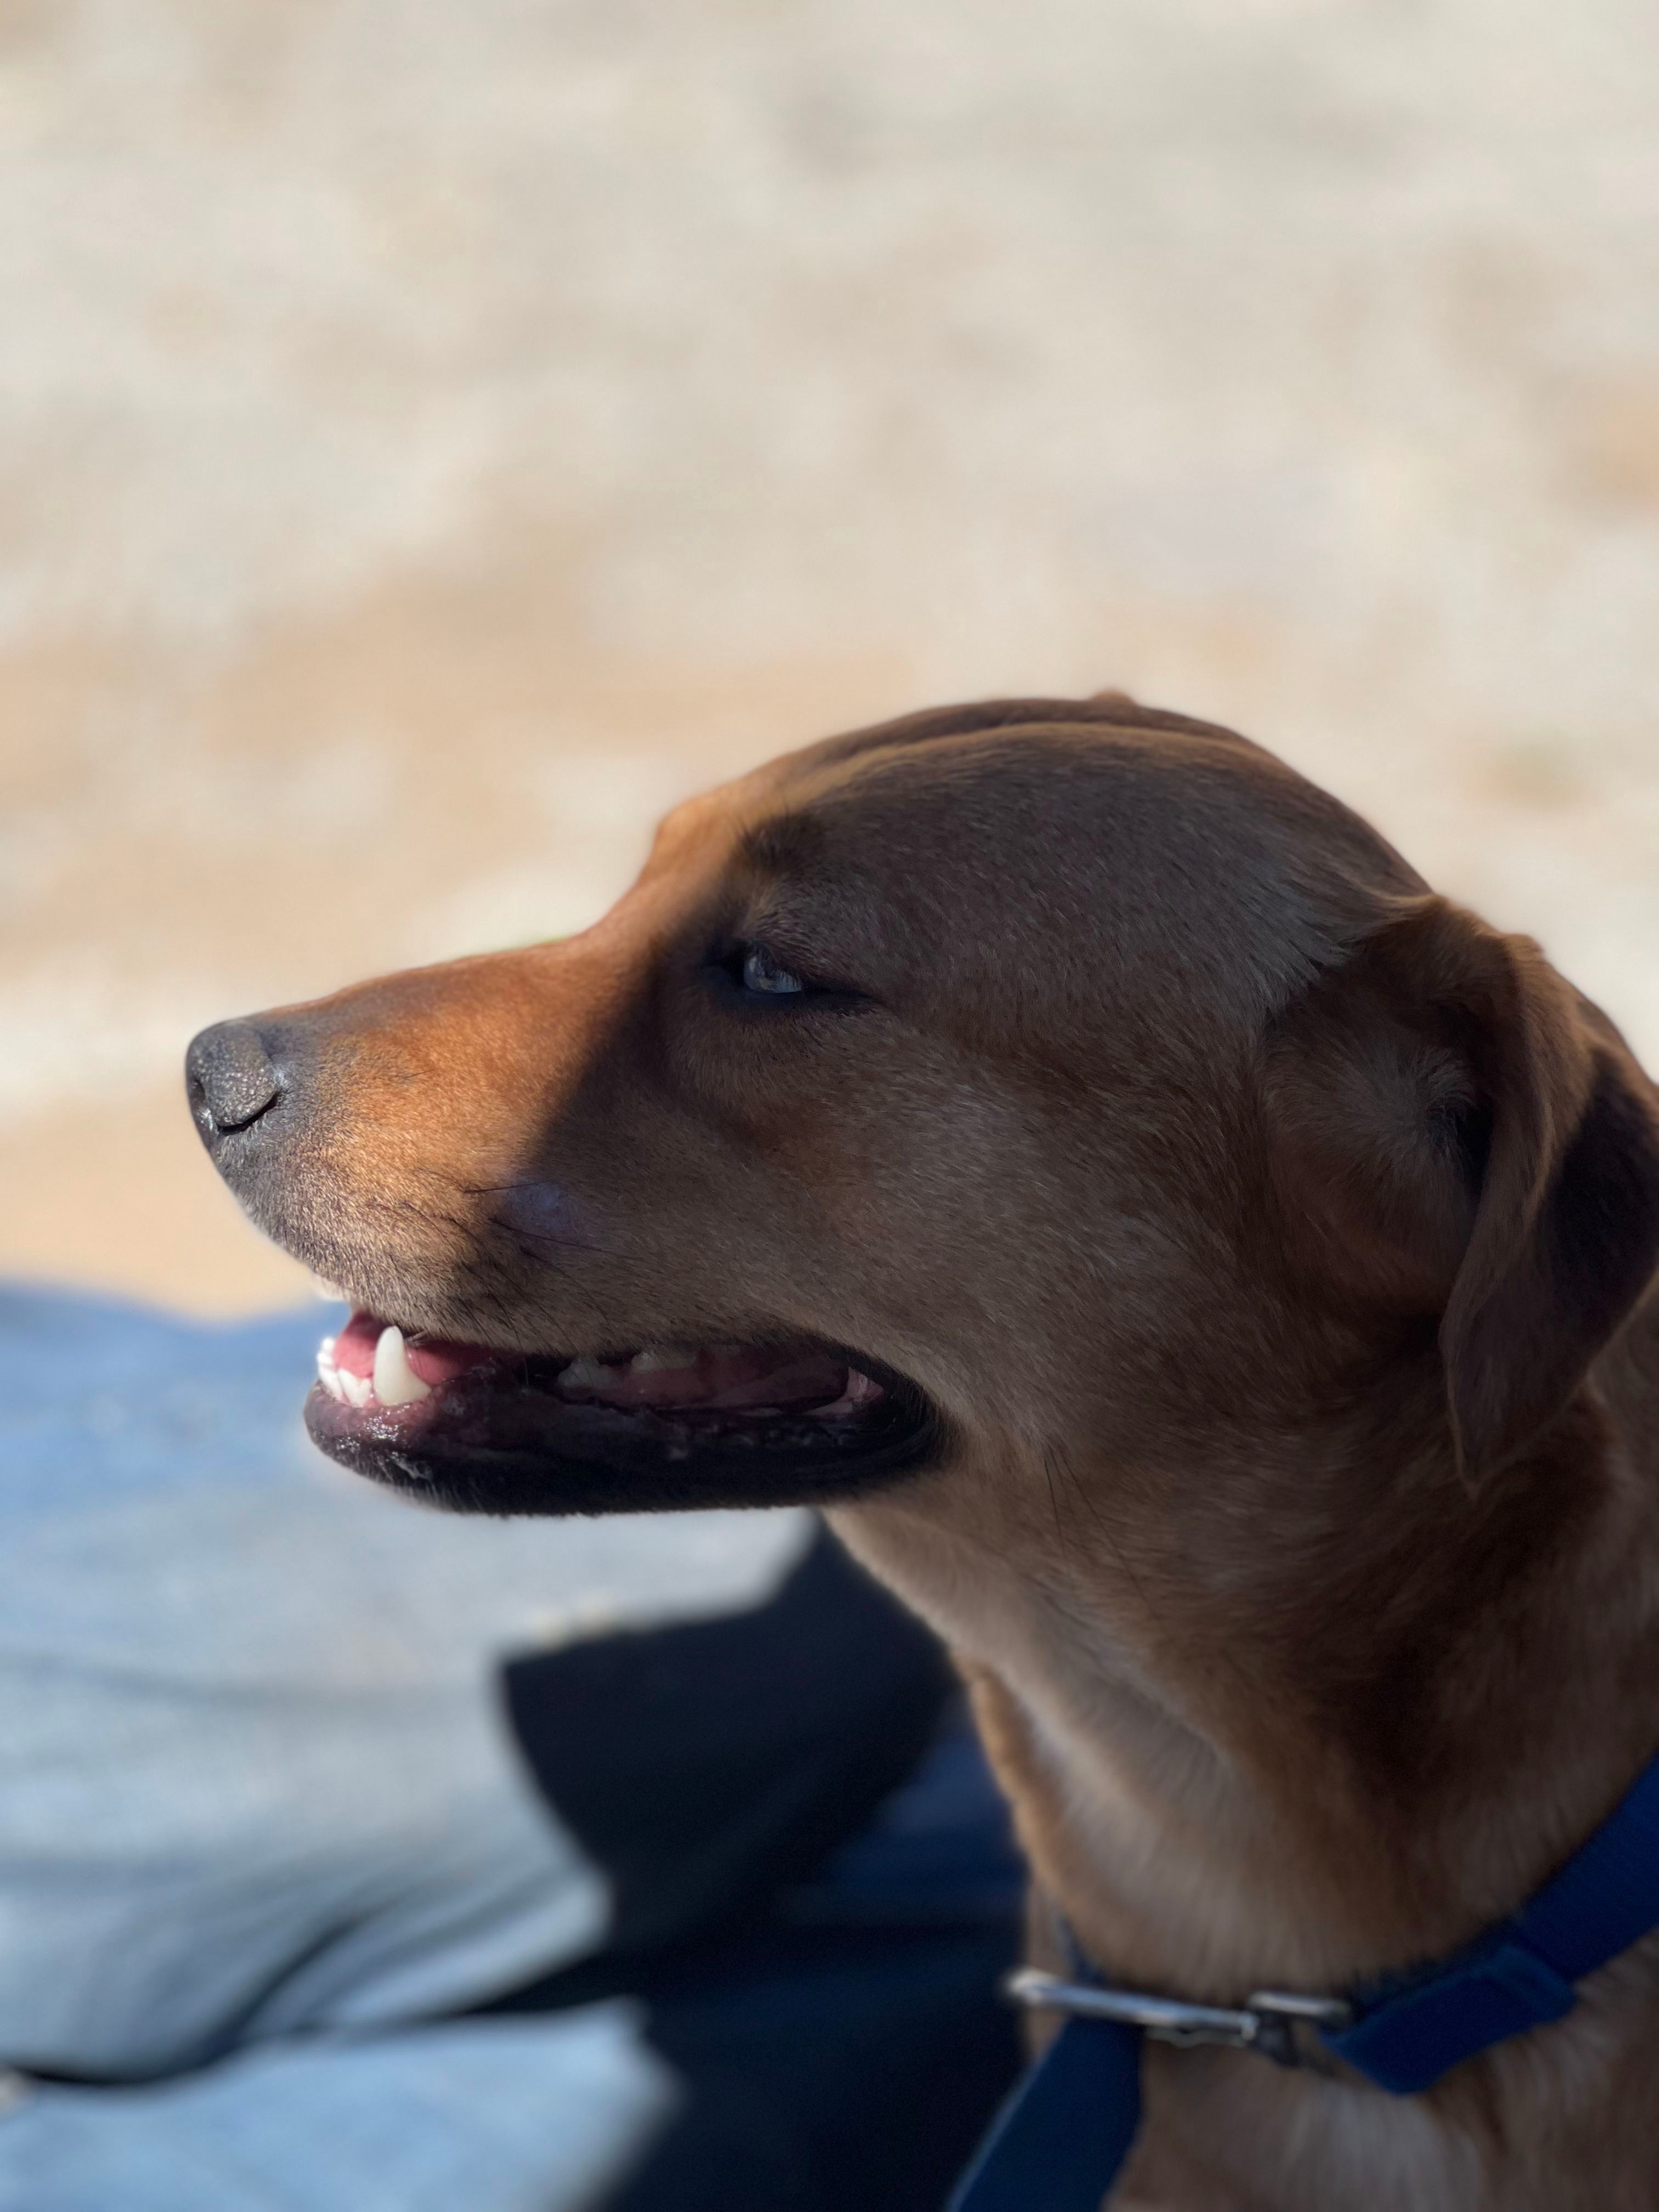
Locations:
185;1019;285;1146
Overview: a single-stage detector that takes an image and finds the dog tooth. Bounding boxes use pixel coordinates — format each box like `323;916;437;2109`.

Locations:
559;1356;611;1393
340;1369;373;1409
317;1337;337;1367
318;1365;347;1404
629;1345;698;1373
373;1323;432;1407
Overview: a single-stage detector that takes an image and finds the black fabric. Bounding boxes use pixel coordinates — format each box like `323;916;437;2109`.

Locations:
498;1525;1024;2207
598;1918;1023;2212
501;1525;956;1959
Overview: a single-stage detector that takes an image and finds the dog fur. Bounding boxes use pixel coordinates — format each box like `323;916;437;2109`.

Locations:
195;695;1659;2208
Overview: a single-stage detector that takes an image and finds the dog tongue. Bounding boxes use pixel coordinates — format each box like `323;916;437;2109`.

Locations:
331;1311;501;1386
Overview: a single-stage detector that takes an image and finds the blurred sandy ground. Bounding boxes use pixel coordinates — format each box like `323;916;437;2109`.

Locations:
2;0;1657;1313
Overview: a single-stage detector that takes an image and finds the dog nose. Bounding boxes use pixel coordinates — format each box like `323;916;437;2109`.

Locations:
185;1020;283;1140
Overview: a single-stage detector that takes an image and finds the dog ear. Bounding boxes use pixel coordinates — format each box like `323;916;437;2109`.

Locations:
1266;896;1659;1479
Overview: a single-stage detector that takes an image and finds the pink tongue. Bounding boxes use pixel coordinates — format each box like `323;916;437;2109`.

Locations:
332;1311;501;1387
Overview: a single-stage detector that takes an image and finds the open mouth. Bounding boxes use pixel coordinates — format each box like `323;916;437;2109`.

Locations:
306;1311;939;1515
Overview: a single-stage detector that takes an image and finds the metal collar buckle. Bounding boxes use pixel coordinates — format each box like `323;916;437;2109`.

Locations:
1006;1968;1354;2069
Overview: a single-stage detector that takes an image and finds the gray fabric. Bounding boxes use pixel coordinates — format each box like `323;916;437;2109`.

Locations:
0;1283;810;2208
0;2010;673;2212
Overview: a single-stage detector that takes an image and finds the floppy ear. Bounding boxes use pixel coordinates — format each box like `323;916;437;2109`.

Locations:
1266;896;1659;1479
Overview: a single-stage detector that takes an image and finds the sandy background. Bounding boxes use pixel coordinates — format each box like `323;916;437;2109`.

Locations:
3;0;1657;1316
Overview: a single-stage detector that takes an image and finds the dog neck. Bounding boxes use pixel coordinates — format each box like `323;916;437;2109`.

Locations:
833;1307;1659;2010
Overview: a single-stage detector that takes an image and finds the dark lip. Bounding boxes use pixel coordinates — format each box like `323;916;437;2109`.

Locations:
303;1341;944;1518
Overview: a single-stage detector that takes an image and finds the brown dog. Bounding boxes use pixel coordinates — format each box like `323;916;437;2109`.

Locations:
187;695;1659;2209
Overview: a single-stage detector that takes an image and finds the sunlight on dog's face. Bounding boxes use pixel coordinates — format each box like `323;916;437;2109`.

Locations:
185;698;1419;1520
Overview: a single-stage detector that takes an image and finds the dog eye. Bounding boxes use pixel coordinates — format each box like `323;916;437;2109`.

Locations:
741;946;805;996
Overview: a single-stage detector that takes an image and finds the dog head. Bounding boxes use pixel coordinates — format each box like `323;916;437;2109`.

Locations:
187;696;1659;1555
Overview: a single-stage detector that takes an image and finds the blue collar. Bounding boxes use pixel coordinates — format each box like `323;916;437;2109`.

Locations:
950;1745;1659;2211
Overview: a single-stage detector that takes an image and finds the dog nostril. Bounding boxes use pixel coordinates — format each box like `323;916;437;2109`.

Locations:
185;1020;283;1138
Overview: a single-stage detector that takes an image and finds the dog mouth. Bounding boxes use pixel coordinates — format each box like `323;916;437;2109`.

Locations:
305;1310;939;1515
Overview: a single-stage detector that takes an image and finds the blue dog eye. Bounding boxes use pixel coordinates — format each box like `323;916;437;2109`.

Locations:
741;947;805;996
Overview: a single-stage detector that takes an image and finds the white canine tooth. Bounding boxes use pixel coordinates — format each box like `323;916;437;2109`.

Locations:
340;1369;373;1409
629;1345;699;1373
559;1356;611;1393
373;1323;432;1407
319;1367;347;1403
317;1337;337;1367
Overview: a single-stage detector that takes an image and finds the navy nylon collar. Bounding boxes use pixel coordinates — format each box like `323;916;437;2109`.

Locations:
951;1745;1659;2211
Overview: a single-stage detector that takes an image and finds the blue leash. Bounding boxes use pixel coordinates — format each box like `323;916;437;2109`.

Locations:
949;2013;1142;2212
951;1746;1659;2210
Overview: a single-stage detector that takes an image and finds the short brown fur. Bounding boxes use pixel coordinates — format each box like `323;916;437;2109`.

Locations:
207;696;1659;2208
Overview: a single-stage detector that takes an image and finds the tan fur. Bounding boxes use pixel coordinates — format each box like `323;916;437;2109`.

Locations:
211;695;1659;2207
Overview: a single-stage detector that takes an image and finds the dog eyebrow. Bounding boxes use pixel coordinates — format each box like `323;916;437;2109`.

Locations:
735;811;826;883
